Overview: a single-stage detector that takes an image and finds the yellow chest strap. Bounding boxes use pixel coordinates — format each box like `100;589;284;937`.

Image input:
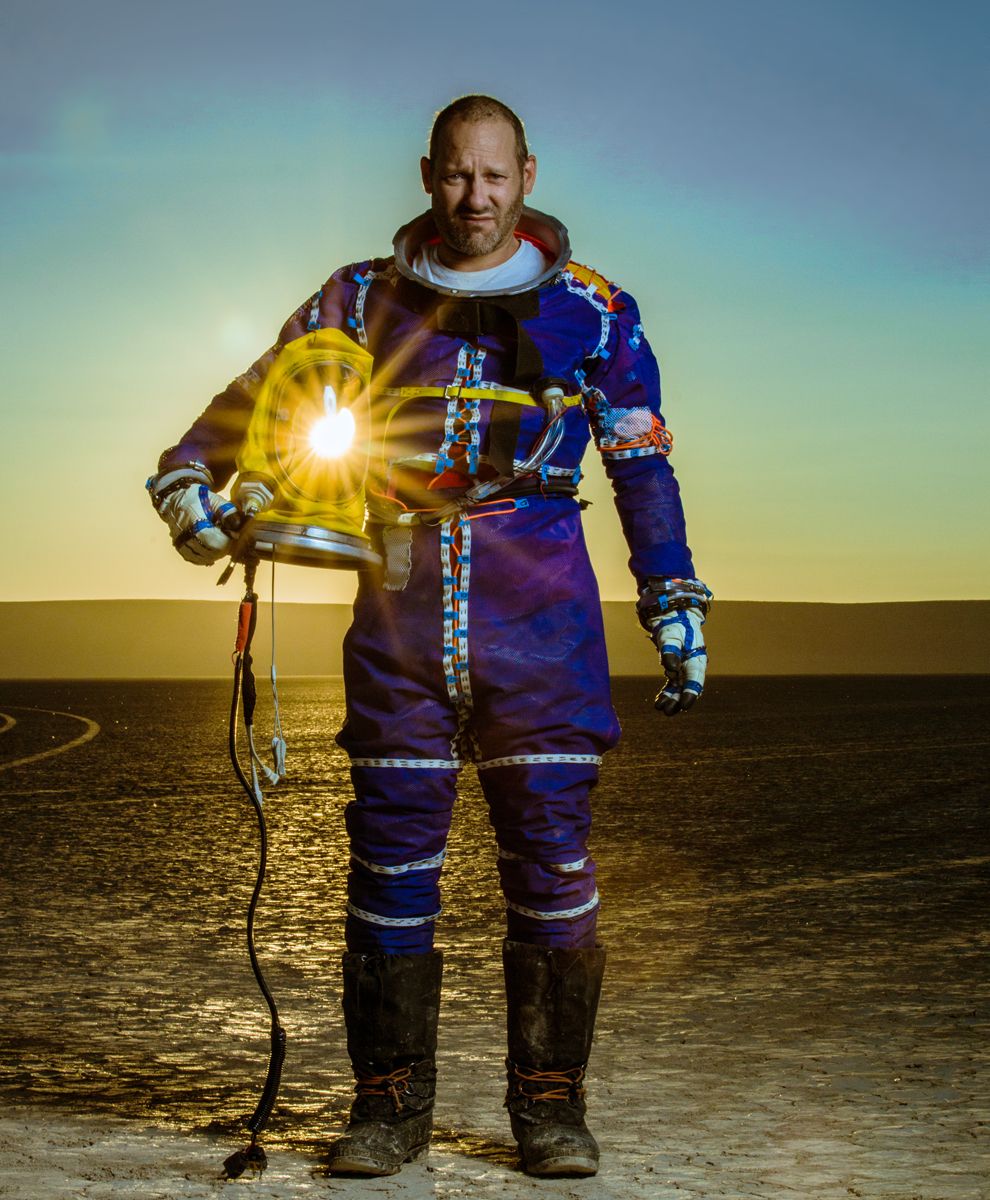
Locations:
375;385;583;409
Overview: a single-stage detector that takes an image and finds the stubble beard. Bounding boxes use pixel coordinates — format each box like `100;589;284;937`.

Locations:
434;189;525;262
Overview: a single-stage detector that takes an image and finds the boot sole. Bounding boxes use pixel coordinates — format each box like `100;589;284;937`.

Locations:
524;1154;599;1177
328;1142;430;1176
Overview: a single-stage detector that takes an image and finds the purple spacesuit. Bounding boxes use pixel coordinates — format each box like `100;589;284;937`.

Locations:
151;145;712;1172
160;205;696;957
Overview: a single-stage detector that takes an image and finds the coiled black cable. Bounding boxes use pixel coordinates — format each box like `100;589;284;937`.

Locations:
222;564;286;1178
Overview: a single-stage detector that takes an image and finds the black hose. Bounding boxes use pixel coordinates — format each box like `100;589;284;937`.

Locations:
224;577;286;1165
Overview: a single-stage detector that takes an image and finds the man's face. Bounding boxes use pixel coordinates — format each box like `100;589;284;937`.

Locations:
421;117;537;270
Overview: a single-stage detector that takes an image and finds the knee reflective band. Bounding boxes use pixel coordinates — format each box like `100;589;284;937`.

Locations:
344;763;456;954
478;756;601;948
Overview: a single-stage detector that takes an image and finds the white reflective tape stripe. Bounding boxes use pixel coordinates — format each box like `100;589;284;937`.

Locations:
351;850;446;876
496;848;589;874
440;515;461;708
600;446;661;459
348;758;463;769
550;857;589;874
506;890;600;922
477;753;602;769
593;310;611;358
347;902;442;928
354;271;376;347
562;271;610;315
439;364;463;465
457;517;474;703
471;347;486;384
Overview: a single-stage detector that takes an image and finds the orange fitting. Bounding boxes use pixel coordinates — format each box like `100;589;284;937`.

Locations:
235;600;255;654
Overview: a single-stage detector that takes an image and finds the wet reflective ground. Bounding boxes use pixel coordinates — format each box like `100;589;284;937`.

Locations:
0;676;987;1195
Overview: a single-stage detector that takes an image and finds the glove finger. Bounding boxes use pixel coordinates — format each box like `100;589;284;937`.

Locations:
211;499;240;531
675;654;707;712
657;612;691;663
655;610;707;715
176;526;232;565
178;542;212;565
682;647;708;688
220;508;246;534
654;685;682;716
178;540;224;566
658;636;685;672
175;522;231;552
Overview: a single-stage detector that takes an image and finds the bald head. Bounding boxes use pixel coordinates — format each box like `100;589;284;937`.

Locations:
428;95;529;170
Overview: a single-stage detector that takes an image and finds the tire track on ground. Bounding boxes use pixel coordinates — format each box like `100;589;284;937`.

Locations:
0;707;101;772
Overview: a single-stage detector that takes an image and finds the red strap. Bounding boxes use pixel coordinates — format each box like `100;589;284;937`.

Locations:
235;599;255;655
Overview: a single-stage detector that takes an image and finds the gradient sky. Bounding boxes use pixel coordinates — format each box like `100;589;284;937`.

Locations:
2;0;987;605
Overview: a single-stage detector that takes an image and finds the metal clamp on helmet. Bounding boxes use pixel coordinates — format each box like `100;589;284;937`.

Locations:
637;576;713;633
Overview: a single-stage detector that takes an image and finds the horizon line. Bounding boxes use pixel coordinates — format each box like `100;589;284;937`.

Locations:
2;597;989;607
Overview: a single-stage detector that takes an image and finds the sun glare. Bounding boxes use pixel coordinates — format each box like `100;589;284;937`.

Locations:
309;408;356;458
309;383;356;458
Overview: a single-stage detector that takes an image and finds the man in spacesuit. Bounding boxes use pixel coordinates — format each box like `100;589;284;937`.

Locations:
148;95;710;1179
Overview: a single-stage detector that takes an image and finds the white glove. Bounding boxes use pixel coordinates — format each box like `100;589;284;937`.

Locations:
147;465;239;565
636;576;712;716
653;608;708;715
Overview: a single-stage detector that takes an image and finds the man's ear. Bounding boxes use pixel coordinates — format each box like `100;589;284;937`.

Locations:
420;156;433;195
522;154;537;196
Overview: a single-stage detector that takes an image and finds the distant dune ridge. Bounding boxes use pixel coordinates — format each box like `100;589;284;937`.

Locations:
1;600;988;678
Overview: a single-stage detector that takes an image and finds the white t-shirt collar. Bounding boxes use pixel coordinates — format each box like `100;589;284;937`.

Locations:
411;238;549;295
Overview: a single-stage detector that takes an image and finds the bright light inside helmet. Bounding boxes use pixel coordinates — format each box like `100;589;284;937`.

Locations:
309;407;356;458
307;384;356;459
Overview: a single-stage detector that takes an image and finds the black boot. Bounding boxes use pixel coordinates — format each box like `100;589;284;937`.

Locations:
327;950;443;1176
502;939;606;1177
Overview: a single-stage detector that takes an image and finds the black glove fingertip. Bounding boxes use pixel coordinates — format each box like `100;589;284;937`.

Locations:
220;510;246;534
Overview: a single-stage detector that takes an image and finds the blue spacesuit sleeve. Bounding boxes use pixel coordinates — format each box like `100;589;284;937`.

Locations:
158;265;362;487
584;293;696;586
